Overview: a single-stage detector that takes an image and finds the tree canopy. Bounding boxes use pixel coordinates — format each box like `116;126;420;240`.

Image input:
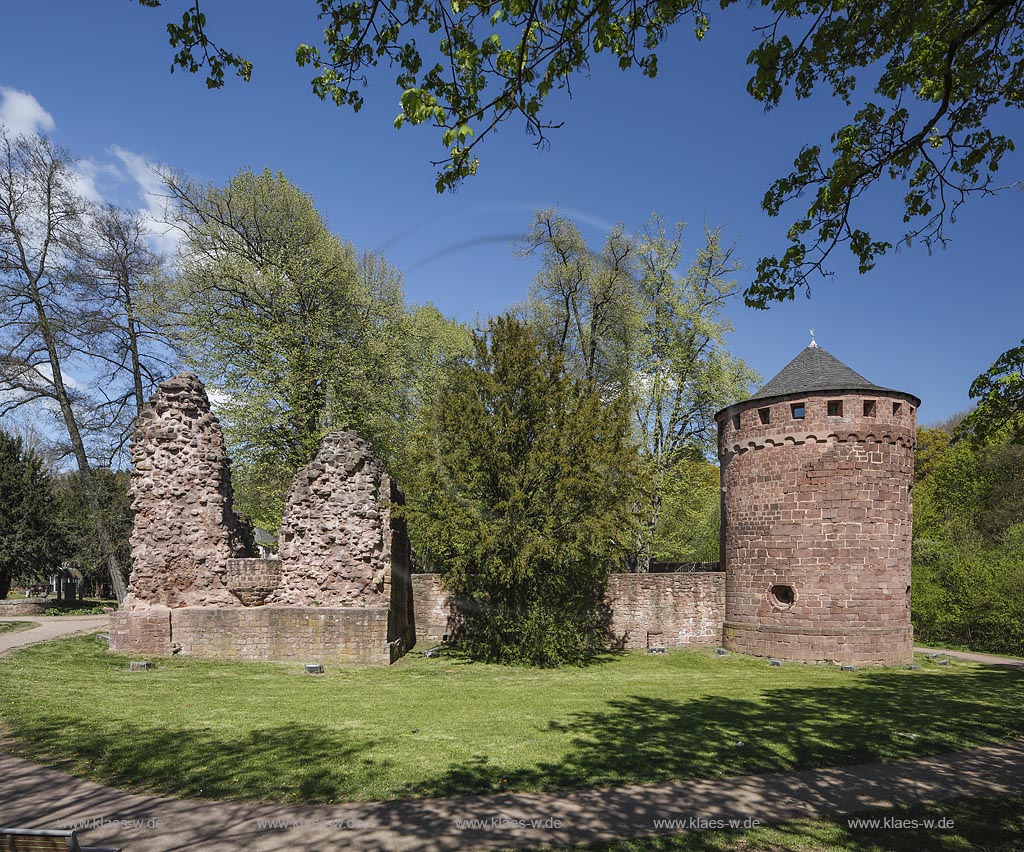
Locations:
164;166;471;530
958;338;1024;444
139;0;1023;305
520;210;755;565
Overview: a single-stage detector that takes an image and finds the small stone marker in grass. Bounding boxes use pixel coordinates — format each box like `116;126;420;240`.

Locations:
305;664;324;674
129;661;152;672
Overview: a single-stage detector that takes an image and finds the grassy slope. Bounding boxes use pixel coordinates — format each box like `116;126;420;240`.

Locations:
0;638;1022;803
527;795;1024;852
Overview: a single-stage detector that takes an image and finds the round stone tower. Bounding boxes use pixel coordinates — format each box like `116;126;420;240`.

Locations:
715;341;919;665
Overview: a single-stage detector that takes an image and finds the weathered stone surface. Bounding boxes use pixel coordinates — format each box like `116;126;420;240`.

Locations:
271;431;407;608
121;373;248;611
716;388;918;666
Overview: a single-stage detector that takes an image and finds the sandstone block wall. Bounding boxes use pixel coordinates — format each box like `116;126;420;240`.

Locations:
411;572;724;651
717;390;917;665
108;609;173;656
607;572;725;649
122;374;248;611
411;573;464;646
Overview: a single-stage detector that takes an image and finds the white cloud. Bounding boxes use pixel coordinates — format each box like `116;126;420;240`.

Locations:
71;157;123;204
0;86;55;138
111;145;181;254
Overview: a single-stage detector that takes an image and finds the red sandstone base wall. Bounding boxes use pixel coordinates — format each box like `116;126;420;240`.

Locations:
607;572;725;650
109;606;392;665
723;621;913;665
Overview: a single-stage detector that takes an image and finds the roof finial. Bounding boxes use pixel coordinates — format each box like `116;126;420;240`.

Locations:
809;328;818;348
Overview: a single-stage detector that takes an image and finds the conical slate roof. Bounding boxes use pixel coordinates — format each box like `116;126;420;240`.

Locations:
751;343;886;401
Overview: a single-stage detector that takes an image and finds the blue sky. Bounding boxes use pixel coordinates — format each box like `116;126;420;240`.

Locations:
1;1;1020;424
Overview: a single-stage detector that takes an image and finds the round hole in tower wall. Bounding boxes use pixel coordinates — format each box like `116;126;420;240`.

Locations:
769;584;796;609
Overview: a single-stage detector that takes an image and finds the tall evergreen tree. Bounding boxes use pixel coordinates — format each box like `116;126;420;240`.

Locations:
408;316;642;665
0;430;64;598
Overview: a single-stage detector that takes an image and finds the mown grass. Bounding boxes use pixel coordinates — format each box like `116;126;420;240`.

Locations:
529;795;1024;852
0;621;33;635
0;637;1022;803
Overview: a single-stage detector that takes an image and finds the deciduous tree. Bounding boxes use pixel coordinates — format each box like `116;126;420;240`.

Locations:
0;128;130;600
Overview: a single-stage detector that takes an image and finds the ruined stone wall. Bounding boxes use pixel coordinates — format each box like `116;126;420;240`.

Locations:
717;390;917;665
607;572;725;650
121;374;247;611
270;432;405;608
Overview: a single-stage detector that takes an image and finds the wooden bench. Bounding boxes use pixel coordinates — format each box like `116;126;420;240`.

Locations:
0;827;121;851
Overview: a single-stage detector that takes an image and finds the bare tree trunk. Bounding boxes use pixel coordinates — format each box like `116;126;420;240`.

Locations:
31;285;128;602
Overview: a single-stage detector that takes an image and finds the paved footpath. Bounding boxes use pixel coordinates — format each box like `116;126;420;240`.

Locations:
0;624;1021;851
915;645;1024;669
0;615;111;657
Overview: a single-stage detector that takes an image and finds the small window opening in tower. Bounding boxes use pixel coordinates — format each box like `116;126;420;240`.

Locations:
731;414;740;430
769;584;796;608
828;400;843;416
758;407;771;425
791;403;805;419
863;400;877;417
893;401;903;415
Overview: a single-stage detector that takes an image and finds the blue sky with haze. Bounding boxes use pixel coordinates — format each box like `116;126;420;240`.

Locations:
1;1;1021;424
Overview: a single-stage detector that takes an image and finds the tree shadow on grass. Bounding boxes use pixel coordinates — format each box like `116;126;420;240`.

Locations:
3;720;386;803
2;665;1022;804
409;664;1024;798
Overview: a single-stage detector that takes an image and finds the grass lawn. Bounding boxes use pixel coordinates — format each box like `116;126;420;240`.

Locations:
0;638;1022;803
0;621;33;635
529;795;1024;852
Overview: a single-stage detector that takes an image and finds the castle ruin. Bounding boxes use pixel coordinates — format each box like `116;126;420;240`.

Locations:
112;344;917;667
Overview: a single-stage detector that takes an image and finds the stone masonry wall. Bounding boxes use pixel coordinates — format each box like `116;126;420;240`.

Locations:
121;373;248;611
411;572;724;651
717;390;916;665
270;432;403;608
607;572;725;649
411;573;464;646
